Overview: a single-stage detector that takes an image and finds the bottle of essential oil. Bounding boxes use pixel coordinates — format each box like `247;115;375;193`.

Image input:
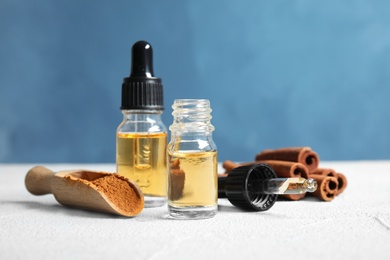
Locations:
167;99;218;219
116;41;167;208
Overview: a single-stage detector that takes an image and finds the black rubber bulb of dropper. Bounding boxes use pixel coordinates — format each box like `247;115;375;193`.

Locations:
121;40;163;110
130;40;154;78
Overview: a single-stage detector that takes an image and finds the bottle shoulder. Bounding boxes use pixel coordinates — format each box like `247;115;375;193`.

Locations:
117;119;167;133
168;135;217;152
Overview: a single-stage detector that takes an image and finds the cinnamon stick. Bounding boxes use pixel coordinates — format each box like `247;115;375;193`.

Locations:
257;160;309;179
169;159;185;201
223;160;309;178
255;147;319;174
311;168;337;177
222;160;239;174
335;173;347;196
309;175;338;201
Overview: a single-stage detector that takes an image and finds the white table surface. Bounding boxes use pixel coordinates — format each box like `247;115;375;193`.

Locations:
1;161;390;260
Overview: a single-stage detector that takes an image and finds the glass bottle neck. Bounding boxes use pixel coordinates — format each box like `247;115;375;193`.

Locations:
169;99;215;134
122;109;163;120
122;109;163;115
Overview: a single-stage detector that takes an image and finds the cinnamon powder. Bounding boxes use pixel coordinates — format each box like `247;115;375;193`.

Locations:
91;174;143;216
64;172;144;216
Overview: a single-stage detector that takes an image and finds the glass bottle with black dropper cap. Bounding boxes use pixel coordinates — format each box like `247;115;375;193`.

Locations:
116;41;167;207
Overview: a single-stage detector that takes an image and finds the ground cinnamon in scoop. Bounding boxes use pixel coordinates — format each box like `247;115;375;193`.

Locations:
90;174;144;216
64;172;144;216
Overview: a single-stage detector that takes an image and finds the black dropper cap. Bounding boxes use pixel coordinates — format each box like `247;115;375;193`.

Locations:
121;40;164;110
218;164;278;211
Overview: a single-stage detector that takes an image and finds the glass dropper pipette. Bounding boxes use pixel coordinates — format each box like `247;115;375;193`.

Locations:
247;177;317;195
218;164;317;211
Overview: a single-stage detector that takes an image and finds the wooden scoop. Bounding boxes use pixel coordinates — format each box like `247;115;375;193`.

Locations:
25;166;144;217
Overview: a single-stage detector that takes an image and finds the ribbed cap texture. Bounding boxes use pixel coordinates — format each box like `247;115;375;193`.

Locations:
121;79;164;110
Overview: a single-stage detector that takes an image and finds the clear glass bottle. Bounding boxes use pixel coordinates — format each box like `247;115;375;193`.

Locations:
116;41;167;208
167;99;218;219
117;110;167;207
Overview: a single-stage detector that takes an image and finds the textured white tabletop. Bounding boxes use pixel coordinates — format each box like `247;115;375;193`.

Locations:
1;162;390;260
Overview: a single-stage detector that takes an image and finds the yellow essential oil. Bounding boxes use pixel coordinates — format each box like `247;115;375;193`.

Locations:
117;132;167;206
168;150;217;208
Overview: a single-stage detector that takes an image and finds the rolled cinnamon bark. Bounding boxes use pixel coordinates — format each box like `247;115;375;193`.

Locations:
335;173;347;196
311;168;337;177
222;160;239;174
169;159;185;201
309;175;338;201
223;160;309;178
257;160;309;179
255;147;319;174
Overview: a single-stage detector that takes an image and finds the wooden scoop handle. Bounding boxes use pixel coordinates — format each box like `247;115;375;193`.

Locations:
25;166;54;195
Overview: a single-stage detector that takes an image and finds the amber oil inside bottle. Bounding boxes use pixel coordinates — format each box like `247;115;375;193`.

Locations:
117;132;167;207
116;110;167;208
168;150;217;208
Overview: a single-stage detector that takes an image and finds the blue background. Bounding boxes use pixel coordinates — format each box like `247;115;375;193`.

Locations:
1;0;389;163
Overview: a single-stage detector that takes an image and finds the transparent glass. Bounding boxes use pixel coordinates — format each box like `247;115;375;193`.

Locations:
167;99;218;219
248;177;318;195
116;109;168;208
